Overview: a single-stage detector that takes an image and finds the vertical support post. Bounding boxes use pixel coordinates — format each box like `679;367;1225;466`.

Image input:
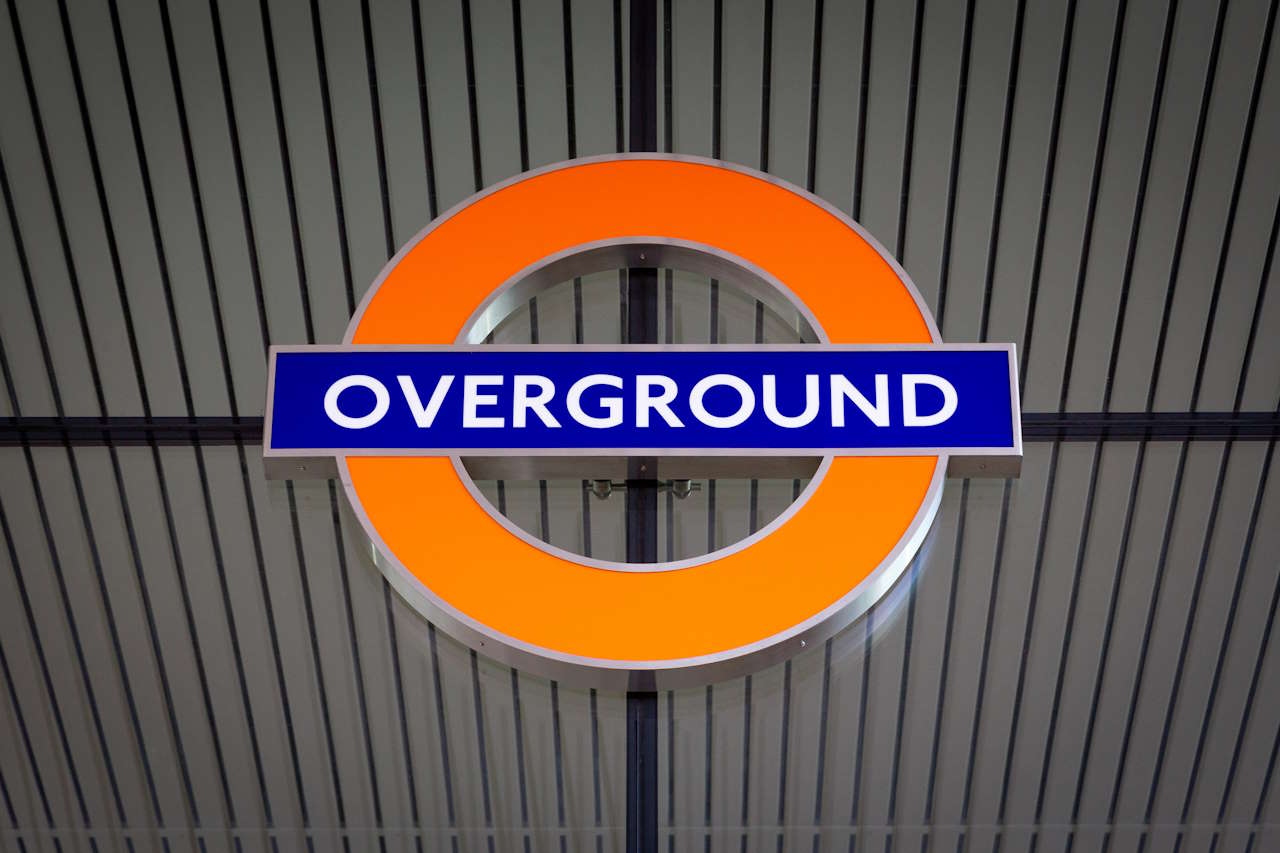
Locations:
626;1;660;852
625;0;659;565
625;265;659;565
626;689;659;852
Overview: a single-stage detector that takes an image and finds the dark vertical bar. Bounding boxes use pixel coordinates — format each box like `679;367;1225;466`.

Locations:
0;765;22;853
711;0;722;158
990;446;1061;853
1015;0;1077;392
328;485;387;853
613;0;625;152
1246;714;1280;853
703;685;713;853
810;640;831;853
851;0;874;220
359;0;394;253
624;269;658;564
662;0;673;153
285;482;351;853
739;675;752;853
804;0;824;193
759;0;773;170
627;690;659;853
920;484;969;853
383;589;422;853
775;661;792;853
563;0;577;158
552;682;568;853
306;0;356;312
410;0;440;218
666;690;674;853
258;0;316;344
427;625;459;852
625;0;659;562
1037;458;1104;853
954;480;1012;853
512;0;530;172
848;611;874;850
933;0;976;331
1055;0;1128;410
590;689;604;853
627;1;660;851
469;651;497;853
705;0;722;578
573;281;594;556
664;270;675;563
510;670;532;853
893;0;925;262
460;0;484;191
629;0;657;152
977;0;1026;342
1096;444;1191;853
625;266;658;562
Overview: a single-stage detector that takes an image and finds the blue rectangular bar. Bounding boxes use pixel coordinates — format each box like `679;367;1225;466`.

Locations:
265;345;1019;455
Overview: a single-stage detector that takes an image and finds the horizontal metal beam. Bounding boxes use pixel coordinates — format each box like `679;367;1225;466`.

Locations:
1023;411;1280;440
2;411;1278;449
0;417;262;445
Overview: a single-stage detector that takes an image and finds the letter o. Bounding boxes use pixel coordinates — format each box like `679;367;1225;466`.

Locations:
689;374;755;428
324;375;391;429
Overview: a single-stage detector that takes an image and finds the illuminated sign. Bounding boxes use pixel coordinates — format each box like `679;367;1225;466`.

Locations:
265;156;1021;687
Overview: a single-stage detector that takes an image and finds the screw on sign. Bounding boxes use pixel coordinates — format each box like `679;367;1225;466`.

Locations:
265;156;1022;689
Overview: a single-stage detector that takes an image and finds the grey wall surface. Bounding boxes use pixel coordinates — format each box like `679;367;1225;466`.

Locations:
0;0;1278;851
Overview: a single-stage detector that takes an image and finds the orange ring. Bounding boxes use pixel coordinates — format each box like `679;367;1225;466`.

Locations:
340;157;943;684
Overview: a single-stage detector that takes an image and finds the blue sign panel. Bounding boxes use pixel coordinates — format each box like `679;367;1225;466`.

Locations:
266;345;1019;455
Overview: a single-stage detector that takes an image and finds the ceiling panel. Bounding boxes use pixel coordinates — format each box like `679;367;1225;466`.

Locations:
1;0;1279;850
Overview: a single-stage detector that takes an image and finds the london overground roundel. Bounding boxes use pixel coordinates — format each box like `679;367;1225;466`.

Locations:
264;156;1022;688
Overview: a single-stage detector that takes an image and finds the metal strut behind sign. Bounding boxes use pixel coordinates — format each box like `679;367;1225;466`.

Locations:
626;0;659;849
